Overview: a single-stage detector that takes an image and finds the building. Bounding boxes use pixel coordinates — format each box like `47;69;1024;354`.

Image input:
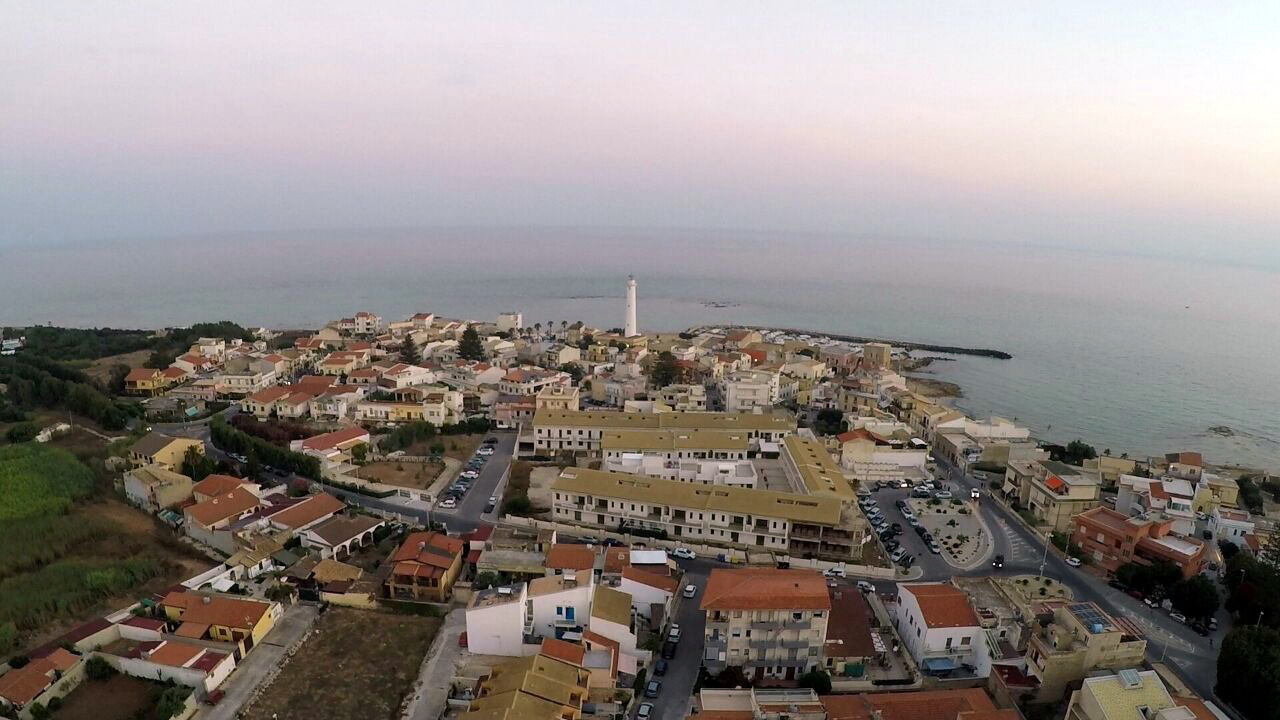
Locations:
654;383;707;411
128;432;204;470
720;369;782;412
1115;474;1198;536
821;687;1019;720
528;571;596;641
893;583;989;678
1071;507;1208;579
458;644;590;720
386;531;466;602
183;486;263;552
625;276;638;337
1024;461;1103;532
835;427;929;487
1210;507;1254;549
294;426;371;463
352;311;382;335
822;587;878;678
496;311;523;333
299;513;384;559
536;384;581;412
701;568;830;681
466;584;530;657
0;648;81;715
123;464;194;512
861;342;893;370
1065;669;1201;720
160;591;280;655
533;409;795;455
1025;602;1147;701
552;467;868;560
124;367;169;396
695;688;826;719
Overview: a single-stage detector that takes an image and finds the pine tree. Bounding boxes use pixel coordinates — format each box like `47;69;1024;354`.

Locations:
399;339;419;365
458;326;485;361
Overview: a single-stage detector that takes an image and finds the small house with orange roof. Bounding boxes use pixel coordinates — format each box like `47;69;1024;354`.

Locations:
159;590;280;654
386;531;466;602
0;648;81;714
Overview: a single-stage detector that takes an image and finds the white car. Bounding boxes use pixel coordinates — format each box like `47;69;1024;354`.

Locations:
637;703;654;720
856;580;876;593
1065;556;1082;567
935;491;953;501
478;446;495;456
823;567;846;578
667;624;682;643
672;547;696;560
460;470;479;479
438;497;457;509
970;488;981;500
682;584;697;598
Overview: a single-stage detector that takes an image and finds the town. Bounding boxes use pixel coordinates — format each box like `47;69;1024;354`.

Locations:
0;279;1276;720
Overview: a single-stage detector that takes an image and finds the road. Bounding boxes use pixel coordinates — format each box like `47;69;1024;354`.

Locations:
923;454;1227;707
644;556;712;720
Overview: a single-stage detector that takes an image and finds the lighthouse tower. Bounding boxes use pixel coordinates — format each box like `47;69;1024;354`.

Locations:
624;276;638;337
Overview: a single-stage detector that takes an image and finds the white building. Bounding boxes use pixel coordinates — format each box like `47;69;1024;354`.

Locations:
1210;507;1254;549
528;571;596;641
619;566;678;622
894;583;990;678
353;311;382;335
605;454;759;487
497;312;523;333
466;584;529;657
720;369;781;412
625;276;638;338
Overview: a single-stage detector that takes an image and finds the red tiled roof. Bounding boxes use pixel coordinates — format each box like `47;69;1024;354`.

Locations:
301;426;369;451
162;591;271;632
623;566;680;594
266;493;344;529
539;637;586;667
184;487;260;528
822;688;999;720
248;386;293;403
192;474;244;497
391;531;465;570
121;617;166;632
825;588;877;658
0;648;80;706
900;583;979;629
701;569;831;611
126;368;161;381
545;544;596;571
1166;451;1203;467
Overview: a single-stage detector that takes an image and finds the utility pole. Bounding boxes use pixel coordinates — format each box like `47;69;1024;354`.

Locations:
1038;536;1049;579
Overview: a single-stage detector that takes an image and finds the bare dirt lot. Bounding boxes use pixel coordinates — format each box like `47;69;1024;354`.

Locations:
359;460;444;489
83;349;152;384
56;674;159;720
407;433;483;462
242;608;441;720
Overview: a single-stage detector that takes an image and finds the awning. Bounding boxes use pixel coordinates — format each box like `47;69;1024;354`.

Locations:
922;657;959;672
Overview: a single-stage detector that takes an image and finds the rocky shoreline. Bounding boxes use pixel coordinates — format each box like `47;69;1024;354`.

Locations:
696;325;1013;360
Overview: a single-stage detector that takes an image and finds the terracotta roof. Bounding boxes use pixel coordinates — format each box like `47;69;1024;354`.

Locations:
622;566;680;594
147;640;204;668
825;588;877;658
296;374;337;390
191;651;228;673
162;591;271;631
248;386;293;403
161;367;187;379
1044;474;1064;492
701;569;831;611
192;474;245;497
126;367;161;382
836;429;876;444
602;547;630;574
900;583;979;629
184;487;260;528
266;493;344;529
348;368;378;378
545;544;596;572
301;426;369;451
1165;451;1203;467
539;637;586;667
0;648;80;706
391;531;465;569
823;688;998;720
582;630;620;678
121;617;166;632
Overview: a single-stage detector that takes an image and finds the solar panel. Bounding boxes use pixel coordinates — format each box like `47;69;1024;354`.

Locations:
1068;603;1112;633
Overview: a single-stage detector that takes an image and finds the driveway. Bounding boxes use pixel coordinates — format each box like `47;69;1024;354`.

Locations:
198;603;320;720
404;608;467;720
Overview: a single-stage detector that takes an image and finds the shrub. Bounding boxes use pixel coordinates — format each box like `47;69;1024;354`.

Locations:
798;669;833;694
85;655;117;680
4;422;39;443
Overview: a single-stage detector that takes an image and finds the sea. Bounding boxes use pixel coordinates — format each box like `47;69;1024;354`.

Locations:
4;227;1279;471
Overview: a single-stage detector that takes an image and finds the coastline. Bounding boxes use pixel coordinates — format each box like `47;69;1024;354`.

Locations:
689;325;1013;360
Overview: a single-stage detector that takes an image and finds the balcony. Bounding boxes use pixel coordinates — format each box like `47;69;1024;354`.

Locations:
781;638;812;649
783;619;811;631
750;621;781;631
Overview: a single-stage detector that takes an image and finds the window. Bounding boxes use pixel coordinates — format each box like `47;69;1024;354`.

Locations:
961;636;971;646
556;607;563;616
813;611;824;618
945;637;953;648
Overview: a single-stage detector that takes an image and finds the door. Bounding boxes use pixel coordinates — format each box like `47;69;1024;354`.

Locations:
785;666;796;680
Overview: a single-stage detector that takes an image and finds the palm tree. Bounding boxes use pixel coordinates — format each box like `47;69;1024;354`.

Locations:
534;323;542;337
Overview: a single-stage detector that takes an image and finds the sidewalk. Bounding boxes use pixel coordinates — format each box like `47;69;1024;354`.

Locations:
404;608;466;720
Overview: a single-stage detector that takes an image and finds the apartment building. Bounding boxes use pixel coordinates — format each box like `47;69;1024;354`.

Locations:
835;425;929;487
605;453;758;487
1071;507;1207;580
533;409;794;455
601;429;750;464
781;436;856;502
701;568;830;681
1024;461;1103;533
654;383;707;411
459;644;590;720
500;367;570;396
551;467;867;560
893;583;990;678
1025;602;1147;701
536;384;581;412
1116;475;1198;536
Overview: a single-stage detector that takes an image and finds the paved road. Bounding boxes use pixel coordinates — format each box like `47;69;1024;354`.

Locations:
644;556;713;720
198;603;320;720
427;432;516;534
926;454;1227;708
404;608;467;720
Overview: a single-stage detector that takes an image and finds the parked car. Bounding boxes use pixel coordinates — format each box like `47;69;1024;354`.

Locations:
927;541;942;554
970;488;981;500
637;703;654;720
460;470;479;479
823;566;846;578
672;547;696;560
683;584;697;599
900;554;915;568
857;580;876;593
1190;622;1210;636
912;487;932;498
644;680;661;698
1108;580;1127;591
653;660;668;676
484;501;496;513
934;491;953;501
898;479;911;488
1065;556;1082;567
991;554;1004;569
478;446;495;456
1169;612;1187;624
1143;596;1158;608
890;522;903;534
884;540;900;553
1209;617;1219;630
483;436;498;444
661;641;677;659
438;497;457;509
891;547;907;562
667;624;682;643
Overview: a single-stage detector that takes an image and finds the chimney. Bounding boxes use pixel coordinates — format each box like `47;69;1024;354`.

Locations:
202;596;211;604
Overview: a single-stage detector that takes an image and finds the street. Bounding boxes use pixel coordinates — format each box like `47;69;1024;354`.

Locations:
642;556;713;720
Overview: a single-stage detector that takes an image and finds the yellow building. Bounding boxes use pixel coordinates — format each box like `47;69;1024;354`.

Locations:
1024;461;1102;533
128;432;204;470
1065;669;1199;720
124;368;168;396
1027;603;1147;702
161;591;279;655
1194;474;1239;513
536;384;581;412
461;647;590;720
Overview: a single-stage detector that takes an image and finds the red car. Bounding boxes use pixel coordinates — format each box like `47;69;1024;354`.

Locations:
458;632;469;648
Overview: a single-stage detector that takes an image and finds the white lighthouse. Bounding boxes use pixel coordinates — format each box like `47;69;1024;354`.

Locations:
624;276;638;337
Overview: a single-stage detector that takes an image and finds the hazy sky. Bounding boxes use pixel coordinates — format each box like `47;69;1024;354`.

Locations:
3;2;1278;263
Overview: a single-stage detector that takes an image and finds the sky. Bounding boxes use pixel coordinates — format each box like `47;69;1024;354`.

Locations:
3;1;1279;265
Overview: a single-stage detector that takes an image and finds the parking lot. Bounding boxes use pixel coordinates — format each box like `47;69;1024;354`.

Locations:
435;437;500;512
859;477;976;577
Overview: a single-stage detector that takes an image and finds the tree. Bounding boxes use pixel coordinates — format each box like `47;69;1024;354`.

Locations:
798;669;832;694
559;363;584;384
1220;539;1241;562
648;351;682;388
1170;575;1219;619
28;702;51;720
812;409;846;436
351;443;368;464
1062;439;1097;465
399;339;420;365
1216;625;1280;720
473;572;499;590
458;326;485;361
1115;561;1180;595
85;655;117;680
5;422;39;443
182;445;216;482
145;349;176;369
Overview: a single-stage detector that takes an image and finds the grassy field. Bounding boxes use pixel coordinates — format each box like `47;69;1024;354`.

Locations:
242;609;441;720
359;460;444;489
0;442;211;655
83;349;152;384
406;432;483;461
